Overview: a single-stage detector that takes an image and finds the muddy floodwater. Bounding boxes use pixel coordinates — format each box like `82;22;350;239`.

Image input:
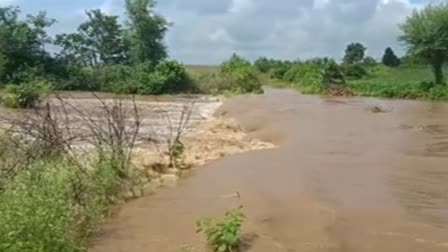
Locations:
92;88;448;252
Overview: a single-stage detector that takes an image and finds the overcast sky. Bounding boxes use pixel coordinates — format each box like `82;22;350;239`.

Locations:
0;0;439;64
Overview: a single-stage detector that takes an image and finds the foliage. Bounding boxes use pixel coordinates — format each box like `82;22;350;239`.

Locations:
221;54;263;94
400;54;425;67
0;161;82;252
254;57;271;73
0;7;55;83
3;80;49;108
56;9;127;66
343;64;367;80
363;56;377;67
343;42;366;64
282;63;324;94
190;72;230;95
0;95;143;251
0;158;124;252
321;60;345;86
269;63;292;79
55;60;192;95
125;0;168;64
347;65;448;100
400;3;448;84
382;47;401;67
197;207;245;252
153;60;192;94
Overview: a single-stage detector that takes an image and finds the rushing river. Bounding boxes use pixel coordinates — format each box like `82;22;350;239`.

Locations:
92;88;448;252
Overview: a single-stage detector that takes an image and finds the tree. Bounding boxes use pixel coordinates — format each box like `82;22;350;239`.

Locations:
125;0;168;65
400;4;448;84
56;9;126;67
0;7;55;82
382;47;401;67
343;42;366;64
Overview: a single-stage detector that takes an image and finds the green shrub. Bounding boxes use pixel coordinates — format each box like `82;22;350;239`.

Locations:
363;56;378;67
56;66;98;91
269;64;290;79
154;60;192;94
94;64;133;92
425;85;448;100
0;156;128;252
220;55;262;94
190;72;230;95
254;57;271;73
0;161;84;252
321;60;345;86
282;63;323;94
343;64;367;80
3;80;50;109
221;54;251;75
197;207;245;252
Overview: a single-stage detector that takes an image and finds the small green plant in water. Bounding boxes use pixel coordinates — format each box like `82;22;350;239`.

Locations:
197;207;245;252
170;139;186;168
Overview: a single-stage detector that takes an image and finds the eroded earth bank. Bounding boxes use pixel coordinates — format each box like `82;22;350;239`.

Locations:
92;88;448;252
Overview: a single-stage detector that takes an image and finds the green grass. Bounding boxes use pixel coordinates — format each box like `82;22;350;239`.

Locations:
0;158;126;252
348;66;448;100
268;64;448;101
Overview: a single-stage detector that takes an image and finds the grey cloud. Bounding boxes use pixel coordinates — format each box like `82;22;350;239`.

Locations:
15;0;429;64
160;0;232;15
161;0;422;63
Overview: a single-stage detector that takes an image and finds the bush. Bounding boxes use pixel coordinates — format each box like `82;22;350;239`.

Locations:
2;80;50;109
55;66;96;91
153;60;192;94
221;54;251;75
220;55;263;94
282;63;323;93
57;61;193;95
0;159;117;252
321;60;345;86
95;64;133;92
343;64;367;80
254;57;271;73
191;72;230;95
197;207;245;252
363;56;377;67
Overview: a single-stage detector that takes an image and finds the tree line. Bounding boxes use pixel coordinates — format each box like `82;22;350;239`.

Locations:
1;1;448;102
0;0;195;96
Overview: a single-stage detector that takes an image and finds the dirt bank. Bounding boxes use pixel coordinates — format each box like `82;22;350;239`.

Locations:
92;88;448;252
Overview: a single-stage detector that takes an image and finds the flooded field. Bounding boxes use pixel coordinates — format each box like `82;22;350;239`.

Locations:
92;88;448;252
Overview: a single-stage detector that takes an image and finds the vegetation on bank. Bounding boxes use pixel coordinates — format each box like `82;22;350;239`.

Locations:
254;3;448;101
0;97;145;251
0;1;262;109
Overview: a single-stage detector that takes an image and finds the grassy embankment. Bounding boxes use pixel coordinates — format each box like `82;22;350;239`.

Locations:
266;64;448;101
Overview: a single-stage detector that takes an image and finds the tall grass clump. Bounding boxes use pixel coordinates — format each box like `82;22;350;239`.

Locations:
0;95;143;252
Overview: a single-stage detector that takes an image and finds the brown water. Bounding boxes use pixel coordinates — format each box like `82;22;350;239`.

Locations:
92;88;448;252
